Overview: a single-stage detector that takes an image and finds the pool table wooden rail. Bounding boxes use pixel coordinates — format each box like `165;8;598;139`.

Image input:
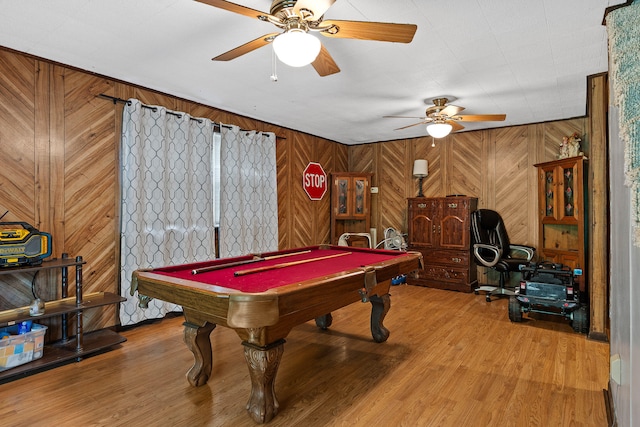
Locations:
131;250;422;336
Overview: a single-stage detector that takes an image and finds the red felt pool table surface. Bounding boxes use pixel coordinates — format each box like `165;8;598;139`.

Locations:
151;246;406;293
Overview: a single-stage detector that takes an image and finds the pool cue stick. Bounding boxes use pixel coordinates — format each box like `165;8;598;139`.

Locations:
191;249;312;275
234;251;351;277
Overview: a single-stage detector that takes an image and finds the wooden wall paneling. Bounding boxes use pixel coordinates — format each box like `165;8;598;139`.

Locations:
586;73;609;340
314;138;334;245
0;52;39;311
332;143;349;240
0;51;37;224
291;133;315;247
369;142;380;238
529;124;544;249
348;144;374;174
448;131;483;199
376;140;408;235
347;143;376;238
112;82;127;296
481;129;495;209
35;62;58;315
418;137;443;199
45;64;66;339
127;87;181;111
334;143;348;173
276;131;292;249
440;134;452;197
34;62;51;241
63;69;118;331
50;65;67;260
542;118;586;163
493;125;532;246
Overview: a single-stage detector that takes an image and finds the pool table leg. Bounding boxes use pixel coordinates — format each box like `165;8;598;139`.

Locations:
315;313;333;329
183;321;216;387
242;339;285;424
370;293;391;343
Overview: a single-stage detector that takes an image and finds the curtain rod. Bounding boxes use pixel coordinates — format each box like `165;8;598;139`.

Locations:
97;94;285;139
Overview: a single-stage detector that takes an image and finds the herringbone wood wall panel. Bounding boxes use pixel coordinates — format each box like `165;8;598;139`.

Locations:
0;46;597;338
0;52;36;224
493;125;532;245
292;133;316;247
448;130;483;199
61;69;118;331
377;140;409;232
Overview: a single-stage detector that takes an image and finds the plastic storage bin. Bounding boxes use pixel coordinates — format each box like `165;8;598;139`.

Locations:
0;323;47;370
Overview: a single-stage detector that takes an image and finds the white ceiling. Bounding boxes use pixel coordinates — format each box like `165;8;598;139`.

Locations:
0;0;625;145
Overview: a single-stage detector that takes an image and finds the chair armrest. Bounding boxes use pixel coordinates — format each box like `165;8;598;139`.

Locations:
473;243;501;267
509;244;535;261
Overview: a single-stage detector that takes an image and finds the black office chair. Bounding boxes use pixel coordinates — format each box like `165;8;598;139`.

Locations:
470;209;535;302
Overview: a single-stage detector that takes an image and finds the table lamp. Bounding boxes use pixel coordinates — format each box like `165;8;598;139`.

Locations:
413;159;428;197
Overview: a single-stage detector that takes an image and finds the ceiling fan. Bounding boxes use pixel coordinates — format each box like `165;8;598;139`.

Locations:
196;0;417;76
384;98;507;138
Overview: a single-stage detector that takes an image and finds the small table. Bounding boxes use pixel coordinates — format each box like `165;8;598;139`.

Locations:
131;245;422;424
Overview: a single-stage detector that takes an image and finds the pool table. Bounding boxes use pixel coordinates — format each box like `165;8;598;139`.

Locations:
131;245;422;424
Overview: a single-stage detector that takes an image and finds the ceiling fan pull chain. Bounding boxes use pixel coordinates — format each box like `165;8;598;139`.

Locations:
270;44;278;82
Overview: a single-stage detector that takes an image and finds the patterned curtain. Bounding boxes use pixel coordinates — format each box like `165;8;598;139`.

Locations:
219;125;278;257
119;99;216;326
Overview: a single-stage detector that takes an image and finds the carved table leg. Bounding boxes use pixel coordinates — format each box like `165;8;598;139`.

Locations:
242;339;285;424
183;321;216;386
369;294;391;343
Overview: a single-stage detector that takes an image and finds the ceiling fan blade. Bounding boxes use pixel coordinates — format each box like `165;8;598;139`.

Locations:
212;33;278;61
319;20;417;43
440;105;464;117
383;115;427;119
196;0;269;20
294;0;335;21
454;114;506;122
395;121;429;131
312;43;340;76
447;120;465;132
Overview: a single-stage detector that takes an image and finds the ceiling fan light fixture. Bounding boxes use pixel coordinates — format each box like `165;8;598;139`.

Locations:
426;122;453;138
272;29;321;67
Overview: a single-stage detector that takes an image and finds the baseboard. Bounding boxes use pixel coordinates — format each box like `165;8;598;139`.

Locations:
603;381;617;427
589;330;609;342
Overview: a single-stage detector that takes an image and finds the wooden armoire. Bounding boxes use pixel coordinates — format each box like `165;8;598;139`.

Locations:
406;196;478;292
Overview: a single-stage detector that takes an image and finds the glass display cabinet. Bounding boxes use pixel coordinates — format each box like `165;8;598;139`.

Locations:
330;173;371;246
534;156;588;292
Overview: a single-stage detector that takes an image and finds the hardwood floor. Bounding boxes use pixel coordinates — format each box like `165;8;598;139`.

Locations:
0;285;609;426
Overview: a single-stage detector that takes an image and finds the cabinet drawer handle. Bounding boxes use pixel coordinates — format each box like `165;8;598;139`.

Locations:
418;203;427;208
448;203;458;208
451;257;461;263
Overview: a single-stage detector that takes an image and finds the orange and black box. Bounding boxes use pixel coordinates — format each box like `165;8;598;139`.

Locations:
0;222;52;267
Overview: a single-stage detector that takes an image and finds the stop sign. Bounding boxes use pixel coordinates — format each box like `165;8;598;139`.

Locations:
303;162;327;200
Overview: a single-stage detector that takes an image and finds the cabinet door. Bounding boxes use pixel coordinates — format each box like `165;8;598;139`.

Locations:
351;176;368;219
408;199;438;248
334;176;350;218
559;162;580;221
439;198;470;249
333;175;369;219
540;165;558;221
538;160;580;223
